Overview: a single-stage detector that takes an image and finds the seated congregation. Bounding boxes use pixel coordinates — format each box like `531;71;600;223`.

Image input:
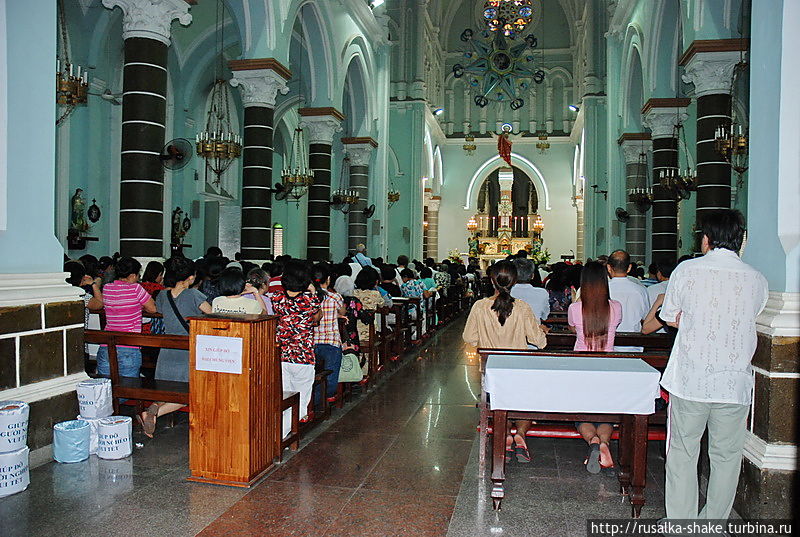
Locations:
66;245;475;442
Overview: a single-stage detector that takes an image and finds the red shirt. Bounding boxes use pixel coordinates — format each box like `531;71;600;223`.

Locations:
268;276;284;293
270;291;320;364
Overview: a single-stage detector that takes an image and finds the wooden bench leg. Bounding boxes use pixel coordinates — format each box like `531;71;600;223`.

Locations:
490;410;507;510
290;399;299;451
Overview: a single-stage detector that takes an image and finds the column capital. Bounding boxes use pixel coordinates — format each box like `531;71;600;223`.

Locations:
343;137;378;167
681;48;744;97
102;0;191;46
642;100;690;139
299;108;345;145
229;60;291;108
618;134;652;164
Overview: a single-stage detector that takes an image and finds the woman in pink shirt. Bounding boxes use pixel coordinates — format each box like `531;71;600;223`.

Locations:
97;257;157;378
567;261;622;473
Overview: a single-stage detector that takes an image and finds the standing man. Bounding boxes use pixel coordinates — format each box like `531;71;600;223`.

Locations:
660;210;768;522
607;250;650;351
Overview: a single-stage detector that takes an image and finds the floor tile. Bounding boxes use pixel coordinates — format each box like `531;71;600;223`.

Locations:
323;488;456;537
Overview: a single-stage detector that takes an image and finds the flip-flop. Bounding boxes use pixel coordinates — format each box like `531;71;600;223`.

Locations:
585;443;601;474
514;445;531;463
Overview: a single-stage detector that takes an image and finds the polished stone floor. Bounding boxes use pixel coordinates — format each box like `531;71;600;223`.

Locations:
0;317;669;536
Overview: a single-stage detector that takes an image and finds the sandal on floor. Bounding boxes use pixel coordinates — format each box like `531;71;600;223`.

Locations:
585;443;601;474
514;445;531;463
137;404;158;439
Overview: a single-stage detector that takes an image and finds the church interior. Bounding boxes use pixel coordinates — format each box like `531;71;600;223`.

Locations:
0;0;797;535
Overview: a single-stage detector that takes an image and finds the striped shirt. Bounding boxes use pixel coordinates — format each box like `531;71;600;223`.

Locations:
102;281;151;334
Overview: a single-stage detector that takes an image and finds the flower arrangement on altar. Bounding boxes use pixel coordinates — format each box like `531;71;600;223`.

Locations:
448;249;463;263
529;239;551;266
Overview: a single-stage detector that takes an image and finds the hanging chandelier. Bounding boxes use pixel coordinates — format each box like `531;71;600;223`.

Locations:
483;1;534;38
714;122;748;175
466;216;478;234
387;188;401;207
714;54;749;180
532;214;544;235
56;0;88;125
463;131;477;155
330;156;358;213
661;123;697;201
196;80;242;182
628;147;653;212
281;127;314;202
535;131;550;153
196;2;241;183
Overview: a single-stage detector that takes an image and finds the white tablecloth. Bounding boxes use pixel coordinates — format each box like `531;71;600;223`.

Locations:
485;354;661;415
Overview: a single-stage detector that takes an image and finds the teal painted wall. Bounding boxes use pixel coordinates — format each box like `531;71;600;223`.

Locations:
0;0;64;273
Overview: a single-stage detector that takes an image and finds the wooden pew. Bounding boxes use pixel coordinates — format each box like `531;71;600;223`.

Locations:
393;297;422;345
544;331;674;352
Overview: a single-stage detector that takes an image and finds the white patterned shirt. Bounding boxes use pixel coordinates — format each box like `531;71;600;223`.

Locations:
659;248;768;405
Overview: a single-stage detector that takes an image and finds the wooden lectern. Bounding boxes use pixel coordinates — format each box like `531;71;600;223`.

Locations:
187;314;280;487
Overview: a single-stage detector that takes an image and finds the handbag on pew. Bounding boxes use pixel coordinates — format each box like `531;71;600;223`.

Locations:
338;351;364;383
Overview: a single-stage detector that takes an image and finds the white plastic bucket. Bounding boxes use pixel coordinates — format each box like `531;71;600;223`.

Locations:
0;401;29;453
77;415;104;455
76;378;113;419
53;420;90;463
0;446;29;497
97;416;132;460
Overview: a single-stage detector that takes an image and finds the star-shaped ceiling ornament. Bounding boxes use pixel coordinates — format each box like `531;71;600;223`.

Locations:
453;1;544;110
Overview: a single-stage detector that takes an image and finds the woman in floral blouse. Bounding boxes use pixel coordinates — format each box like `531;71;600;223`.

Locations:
270;260;321;427
353;267;391;344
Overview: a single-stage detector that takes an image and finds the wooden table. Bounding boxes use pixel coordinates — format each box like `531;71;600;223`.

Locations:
484;354;659;517
490;409;649;516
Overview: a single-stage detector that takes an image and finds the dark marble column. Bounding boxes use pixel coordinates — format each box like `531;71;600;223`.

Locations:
681;44;743;249
103;0;191;258
619;134;651;265
342;137;377;252
230;60;291;262
643;99;690;265
299;108;344;261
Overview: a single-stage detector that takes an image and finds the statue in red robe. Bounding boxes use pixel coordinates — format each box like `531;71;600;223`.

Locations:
497;130;512;167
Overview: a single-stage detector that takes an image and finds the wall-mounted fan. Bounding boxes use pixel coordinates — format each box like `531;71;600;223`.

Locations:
272;183;288;201
363;204;376;218
160;138;193;171
615;207;630;223
88;88;122;105
674;185;692;201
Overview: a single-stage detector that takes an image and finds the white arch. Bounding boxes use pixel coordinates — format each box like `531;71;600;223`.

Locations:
433;146;443;191
463;153;552;211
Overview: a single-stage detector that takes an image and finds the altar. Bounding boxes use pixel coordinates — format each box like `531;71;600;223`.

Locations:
467;167;549;269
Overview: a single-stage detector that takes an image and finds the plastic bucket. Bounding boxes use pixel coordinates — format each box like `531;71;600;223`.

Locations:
53;420;90;463
0;446;29;497
0;401;29;453
76;378;113;419
77;415;104;455
97;416;132;460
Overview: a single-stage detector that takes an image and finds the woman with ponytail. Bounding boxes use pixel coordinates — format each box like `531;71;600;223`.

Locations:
567;261;622;473
463;260;547;463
